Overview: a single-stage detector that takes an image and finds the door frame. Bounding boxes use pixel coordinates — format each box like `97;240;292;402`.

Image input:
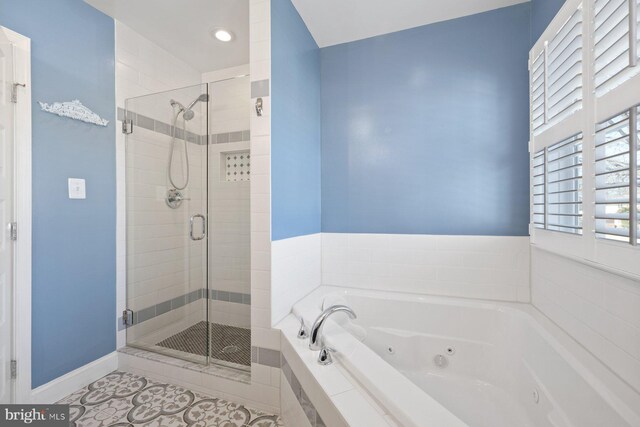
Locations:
3;25;32;403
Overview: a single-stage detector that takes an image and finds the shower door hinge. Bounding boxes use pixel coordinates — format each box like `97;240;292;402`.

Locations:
123;309;134;326
10;360;17;379
9;222;17;241
122;119;133;135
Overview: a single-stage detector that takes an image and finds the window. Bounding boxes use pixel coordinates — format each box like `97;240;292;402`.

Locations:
532;134;584;234
531;0;640;273
595;107;639;243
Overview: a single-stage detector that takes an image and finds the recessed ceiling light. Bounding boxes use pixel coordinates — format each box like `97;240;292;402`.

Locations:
212;28;234;42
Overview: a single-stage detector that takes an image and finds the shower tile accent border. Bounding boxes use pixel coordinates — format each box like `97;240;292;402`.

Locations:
251;79;270;98
116;107;250;146
119;288;251;328
281;354;325;427
211;130;251;144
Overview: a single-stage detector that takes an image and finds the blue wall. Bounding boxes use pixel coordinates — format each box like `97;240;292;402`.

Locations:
531;0;567;46
271;0;322;241
0;0;116;387
320;4;531;236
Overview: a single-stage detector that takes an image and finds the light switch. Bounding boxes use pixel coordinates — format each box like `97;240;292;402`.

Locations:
68;178;86;199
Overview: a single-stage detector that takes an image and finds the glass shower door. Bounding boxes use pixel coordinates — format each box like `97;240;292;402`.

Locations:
124;83;209;365
206;75;252;372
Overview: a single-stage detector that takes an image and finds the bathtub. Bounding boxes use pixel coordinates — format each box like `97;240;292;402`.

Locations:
292;286;640;427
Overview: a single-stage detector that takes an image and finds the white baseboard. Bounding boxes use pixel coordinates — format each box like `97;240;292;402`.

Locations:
30;352;118;404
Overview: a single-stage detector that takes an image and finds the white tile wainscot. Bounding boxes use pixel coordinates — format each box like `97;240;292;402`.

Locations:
531;247;640;393
272;233;322;325
322;233;530;302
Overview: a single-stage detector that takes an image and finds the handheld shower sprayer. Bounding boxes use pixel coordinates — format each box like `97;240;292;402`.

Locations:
166;92;209;207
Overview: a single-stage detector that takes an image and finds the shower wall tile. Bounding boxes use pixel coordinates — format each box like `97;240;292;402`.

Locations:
171;295;186;309
207;69;251;136
250;0;280;354
229;292;244;304
229;131;244;142
136;306;156;324
208;139;251;329
154;120;171;136
210;300;251;329
251;79;270;98
135;114;154;130
217;132;229;143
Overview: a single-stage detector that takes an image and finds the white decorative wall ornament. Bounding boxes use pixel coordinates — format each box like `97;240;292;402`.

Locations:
38;99;109;127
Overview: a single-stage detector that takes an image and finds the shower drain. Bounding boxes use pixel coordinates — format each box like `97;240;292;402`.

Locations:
221;345;240;354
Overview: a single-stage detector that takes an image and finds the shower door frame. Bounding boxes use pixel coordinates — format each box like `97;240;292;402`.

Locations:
123;83;211;366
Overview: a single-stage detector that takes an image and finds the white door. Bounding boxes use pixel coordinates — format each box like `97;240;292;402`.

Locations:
0;28;15;404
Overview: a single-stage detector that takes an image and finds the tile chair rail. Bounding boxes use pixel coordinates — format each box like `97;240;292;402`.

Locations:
118;288;251;330
117;107;250;145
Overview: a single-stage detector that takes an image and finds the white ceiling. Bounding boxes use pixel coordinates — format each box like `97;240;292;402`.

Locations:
85;0;249;72
85;0;528;71
291;0;529;48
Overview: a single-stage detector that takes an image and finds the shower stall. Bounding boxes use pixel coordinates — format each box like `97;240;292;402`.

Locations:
123;76;251;372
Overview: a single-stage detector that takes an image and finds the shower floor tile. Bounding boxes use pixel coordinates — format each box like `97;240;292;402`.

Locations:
156;321;251;367
58;370;283;427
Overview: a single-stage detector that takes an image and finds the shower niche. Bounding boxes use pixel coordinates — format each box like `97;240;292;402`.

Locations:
123;76;251;374
222;150;251;182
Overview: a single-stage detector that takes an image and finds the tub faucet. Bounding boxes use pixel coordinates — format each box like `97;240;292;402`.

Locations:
309;305;357;351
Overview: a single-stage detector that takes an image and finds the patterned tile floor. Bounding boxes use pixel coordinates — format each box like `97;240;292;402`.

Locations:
156;322;251;367
58;371;283;427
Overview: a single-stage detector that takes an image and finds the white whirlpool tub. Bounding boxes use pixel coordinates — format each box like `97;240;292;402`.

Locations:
291;287;640;427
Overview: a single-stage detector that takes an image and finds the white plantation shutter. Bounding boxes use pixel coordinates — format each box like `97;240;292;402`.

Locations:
530;3;584;135
636;107;640;245
546;6;584;123
595;107;639;243
533;135;584;235
595;112;631;240
594;0;640;94
531;52;546;133
532;149;546;228
531;0;640;271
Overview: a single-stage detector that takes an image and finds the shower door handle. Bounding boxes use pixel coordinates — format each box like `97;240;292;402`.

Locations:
190;214;206;241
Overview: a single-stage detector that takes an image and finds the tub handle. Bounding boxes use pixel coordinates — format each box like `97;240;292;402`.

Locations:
318;346;336;366
297;319;309;340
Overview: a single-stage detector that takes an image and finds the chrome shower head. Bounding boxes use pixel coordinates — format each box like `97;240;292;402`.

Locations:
173;93;208;121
